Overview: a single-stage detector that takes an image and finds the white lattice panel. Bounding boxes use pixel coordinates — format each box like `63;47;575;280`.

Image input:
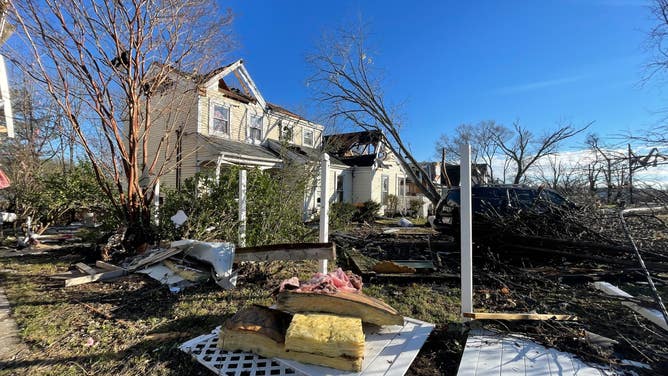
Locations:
179;327;302;376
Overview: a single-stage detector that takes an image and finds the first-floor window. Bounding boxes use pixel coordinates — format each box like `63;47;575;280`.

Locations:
303;128;314;147
381;175;389;204
249;114;263;142
336;173;344;202
398;177;406;196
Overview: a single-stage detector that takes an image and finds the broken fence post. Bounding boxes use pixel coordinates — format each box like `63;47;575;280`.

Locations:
460;143;473;320
238;169;247;248
319;153;330;274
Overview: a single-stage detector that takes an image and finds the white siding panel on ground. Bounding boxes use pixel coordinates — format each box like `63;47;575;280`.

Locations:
457;329;609;376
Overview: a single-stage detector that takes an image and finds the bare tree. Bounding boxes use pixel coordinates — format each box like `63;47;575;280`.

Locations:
308;27;441;205
493;121;590;184
436;120;509;181
6;0;233;248
586;134;626;204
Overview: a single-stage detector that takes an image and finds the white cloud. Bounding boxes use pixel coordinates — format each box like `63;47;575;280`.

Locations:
493;75;586;95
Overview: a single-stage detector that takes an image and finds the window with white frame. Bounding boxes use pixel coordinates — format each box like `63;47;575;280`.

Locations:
336;173;344;203
249;114;263;142
280;121;294;142
209;102;230;136
398;177;406;196
303;128;314;147
381;175;389;204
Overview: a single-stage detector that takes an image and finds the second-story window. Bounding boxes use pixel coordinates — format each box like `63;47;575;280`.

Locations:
210;103;230;136
303;128;314;147
249;114;263;143
280;121;294;142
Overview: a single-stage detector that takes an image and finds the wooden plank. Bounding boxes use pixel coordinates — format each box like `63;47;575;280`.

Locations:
64;269;126;287
463;312;578;321
234;242;336;263
75;263;97;275
95;260;123;271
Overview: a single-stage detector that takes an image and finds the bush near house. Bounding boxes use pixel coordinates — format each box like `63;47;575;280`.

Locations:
354;200;381;223
1;162;112;234
330;202;357;230
409;199;423;218
385;194;399;217
158;166;314;246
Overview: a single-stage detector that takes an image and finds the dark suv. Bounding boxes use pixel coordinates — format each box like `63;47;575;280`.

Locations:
432;185;573;236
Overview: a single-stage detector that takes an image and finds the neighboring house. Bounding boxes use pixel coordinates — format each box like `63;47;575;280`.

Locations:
323;131;409;216
144;59;326;213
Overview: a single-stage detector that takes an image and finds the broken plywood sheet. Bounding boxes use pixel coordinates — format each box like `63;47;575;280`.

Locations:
457;329;613;376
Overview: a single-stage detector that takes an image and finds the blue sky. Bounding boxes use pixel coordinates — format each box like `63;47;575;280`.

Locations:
227;0;664;161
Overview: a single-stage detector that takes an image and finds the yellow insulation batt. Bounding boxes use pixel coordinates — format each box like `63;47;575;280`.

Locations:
218;306;365;372
285;313;365;359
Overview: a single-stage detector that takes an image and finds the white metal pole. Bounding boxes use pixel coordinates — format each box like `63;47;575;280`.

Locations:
0;55;14;139
318;153;330;274
238;169;247;248
154;178;160;225
460;143;473;319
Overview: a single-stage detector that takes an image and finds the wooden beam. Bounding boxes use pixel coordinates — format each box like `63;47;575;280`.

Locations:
95;260;123;271
463;312;578;321
64;269;126;287
234;242;336;263
75;263;97;275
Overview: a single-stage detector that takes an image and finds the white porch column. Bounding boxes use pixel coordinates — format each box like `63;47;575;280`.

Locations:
460;143;473;319
238;169;247;248
318;153;330;274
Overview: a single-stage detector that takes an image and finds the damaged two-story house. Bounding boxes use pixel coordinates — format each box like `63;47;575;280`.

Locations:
146;59;417;217
144;59;329;214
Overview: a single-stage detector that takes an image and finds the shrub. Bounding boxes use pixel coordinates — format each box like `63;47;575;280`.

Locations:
330;202;357;230
409;199;423;217
158;165;315;246
354;200;380;223
385;194;399;216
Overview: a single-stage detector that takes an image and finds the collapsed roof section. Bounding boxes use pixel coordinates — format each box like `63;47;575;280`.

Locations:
323;130;386;167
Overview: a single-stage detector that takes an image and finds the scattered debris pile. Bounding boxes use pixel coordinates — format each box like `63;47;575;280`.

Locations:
217;268;410;372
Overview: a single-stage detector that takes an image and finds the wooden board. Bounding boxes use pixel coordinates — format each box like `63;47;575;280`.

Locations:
75;263;97;275
276;290;403;326
95;260;123;271
463;312;578;321
234;243;336;263
126;247;183;271
64;269;126;287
